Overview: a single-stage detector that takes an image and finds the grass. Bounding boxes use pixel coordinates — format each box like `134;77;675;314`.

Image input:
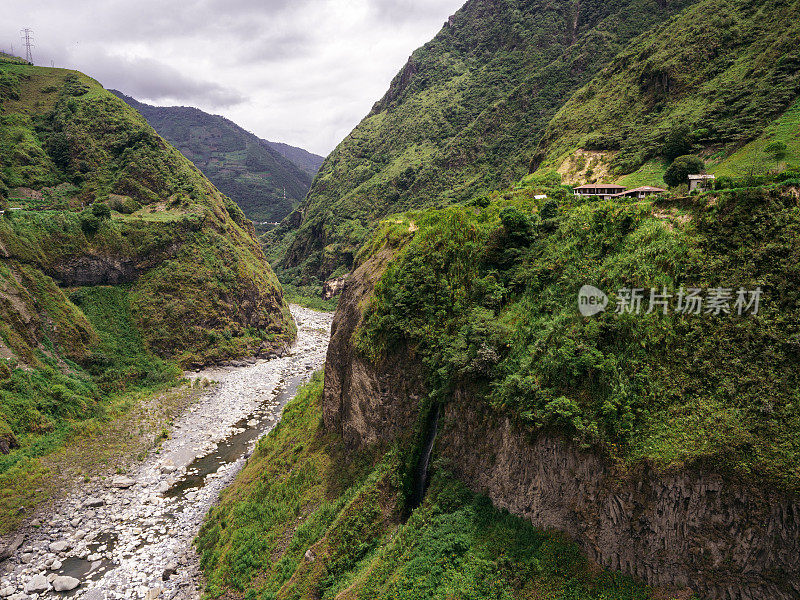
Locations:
617;159;669;188
711;98;800;177
281;284;338;312
196;372;672;600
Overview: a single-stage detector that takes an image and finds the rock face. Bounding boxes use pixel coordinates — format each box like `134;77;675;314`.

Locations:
50;254;139;286
322;275;349;300
438;395;800;600
322;249;424;450
322;250;800;600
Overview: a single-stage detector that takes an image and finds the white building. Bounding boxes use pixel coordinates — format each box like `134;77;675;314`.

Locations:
688;174;716;192
573;184;627;200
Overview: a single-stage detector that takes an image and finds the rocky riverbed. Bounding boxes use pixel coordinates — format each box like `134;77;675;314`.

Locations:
0;305;332;600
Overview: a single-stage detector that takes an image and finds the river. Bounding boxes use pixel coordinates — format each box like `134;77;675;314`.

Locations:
0;305;333;600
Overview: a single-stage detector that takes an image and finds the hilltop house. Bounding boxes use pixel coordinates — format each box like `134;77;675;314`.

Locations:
573;184;627;200
615;186;667;199
688;174;716;192
574;184;665;200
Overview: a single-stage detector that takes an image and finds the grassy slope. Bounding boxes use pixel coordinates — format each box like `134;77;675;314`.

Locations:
265;141;325;178
0;284;182;532
197;373;662;600
0;61;294;365
270;0;699;286
112;91;318;223
354;180;800;493
533;0;800;185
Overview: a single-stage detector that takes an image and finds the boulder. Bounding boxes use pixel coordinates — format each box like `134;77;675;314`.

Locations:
24;574;49;593
52;576;80;592
161;561;178;581
83;497;104;508
0;533;24;562
144;588;162;600
49;540;70;553
111;476;136;489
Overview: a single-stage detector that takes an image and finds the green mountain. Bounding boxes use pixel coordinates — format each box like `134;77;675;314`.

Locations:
270;0;702;284
265;140;325;178
532;0;800;186
270;0;800;287
0;59;294;500
111;91;324;223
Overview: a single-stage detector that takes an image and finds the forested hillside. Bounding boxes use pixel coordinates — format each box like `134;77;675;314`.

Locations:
112;92;322;223
532;0;800;185
270;0;701;284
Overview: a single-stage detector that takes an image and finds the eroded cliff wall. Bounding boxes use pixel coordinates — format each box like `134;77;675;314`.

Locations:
323;250;800;600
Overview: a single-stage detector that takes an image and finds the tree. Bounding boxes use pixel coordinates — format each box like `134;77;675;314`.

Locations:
664;155;705;188
662;124;694;162
764;141;788;172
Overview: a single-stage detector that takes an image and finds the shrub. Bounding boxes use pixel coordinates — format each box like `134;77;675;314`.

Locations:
79;210;100;234
661;123;695;162
663;154;705;187
107;195;140;214
90;202;112;220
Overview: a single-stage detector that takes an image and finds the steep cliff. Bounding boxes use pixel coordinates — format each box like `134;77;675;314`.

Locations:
321;182;800;599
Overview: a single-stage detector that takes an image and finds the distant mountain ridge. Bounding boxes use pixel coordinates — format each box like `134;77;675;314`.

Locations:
265;140;325;178
111;91;324;222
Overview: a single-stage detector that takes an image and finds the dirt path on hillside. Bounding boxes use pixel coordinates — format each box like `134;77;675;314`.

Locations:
0;305;332;600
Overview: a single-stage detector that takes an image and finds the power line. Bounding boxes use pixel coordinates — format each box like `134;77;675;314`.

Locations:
19;28;34;64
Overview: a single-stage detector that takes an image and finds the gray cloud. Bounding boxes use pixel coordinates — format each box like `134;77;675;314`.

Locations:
368;0;459;23
87;55;247;107
3;0;465;155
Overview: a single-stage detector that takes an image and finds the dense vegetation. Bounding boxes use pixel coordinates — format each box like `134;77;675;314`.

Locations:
197;373;660;600
113;91;322;223
535;0;800;185
269;0;704;286
267;0;800;291
354;180;800;492
0;63;294;366
0;62;295;525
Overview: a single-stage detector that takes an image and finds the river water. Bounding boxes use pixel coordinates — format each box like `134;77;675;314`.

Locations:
0;305;332;600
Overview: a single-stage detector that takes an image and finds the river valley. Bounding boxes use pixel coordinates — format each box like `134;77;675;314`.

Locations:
0;305;333;600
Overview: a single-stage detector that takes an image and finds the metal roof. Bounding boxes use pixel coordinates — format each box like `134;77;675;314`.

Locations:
573;183;627;190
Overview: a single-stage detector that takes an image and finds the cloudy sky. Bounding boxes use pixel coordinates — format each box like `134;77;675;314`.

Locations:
3;0;465;156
